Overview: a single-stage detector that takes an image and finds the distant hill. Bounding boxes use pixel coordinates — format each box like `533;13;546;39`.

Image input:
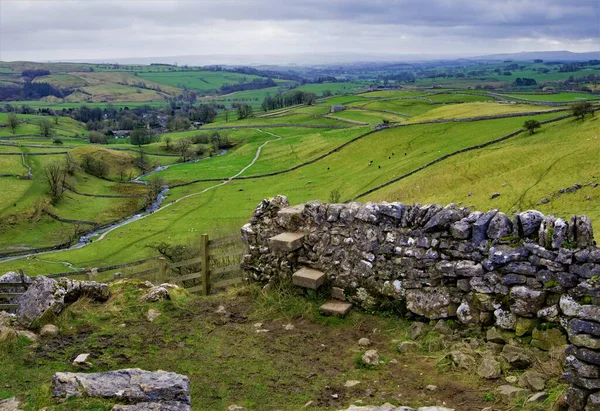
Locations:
471;50;600;62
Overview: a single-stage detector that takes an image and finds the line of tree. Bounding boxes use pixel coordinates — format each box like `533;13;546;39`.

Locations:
261;90;317;111
0;81;66;101
21;69;50;79
514;78;537;86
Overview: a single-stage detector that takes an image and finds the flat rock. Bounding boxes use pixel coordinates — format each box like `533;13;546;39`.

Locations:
519;370;547;391
320;300;352;317
495;385;530;402
477;357;501;379
40;324;58;338
0;397;21;411
397;341;419;353
292;268;326;290
16;276;110;328
501;345;532;369
268;232;305;252
52;368;190;406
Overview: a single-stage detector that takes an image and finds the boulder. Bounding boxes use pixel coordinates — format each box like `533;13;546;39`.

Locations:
0;397;21;411
361;350;380;366
516;211;544;237
486;327;506;344
510;286;546;316
52;368;190;408
0;326;17;342
40;324;58;338
450;351;476;370
501;345;532;369
495;385;530;402
565;385;592;410
16;276;110;328
405;288;458;319
530;328;566;351
397;341;419;354
477;357;501;379
519;370;547;391
140;286;171;303
486;212;513;239
408;322;426;340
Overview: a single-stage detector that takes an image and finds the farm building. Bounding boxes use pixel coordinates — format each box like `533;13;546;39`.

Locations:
330;104;344;113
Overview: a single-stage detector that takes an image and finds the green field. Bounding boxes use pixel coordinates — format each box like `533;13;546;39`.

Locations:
0;88;597;276
495;92;600;102
137;70;266;93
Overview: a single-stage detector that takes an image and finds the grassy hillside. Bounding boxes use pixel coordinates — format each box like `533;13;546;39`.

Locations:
137;70;266;93
0;90;597;275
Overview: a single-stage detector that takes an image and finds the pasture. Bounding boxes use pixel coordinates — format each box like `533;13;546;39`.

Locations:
0;88;598;277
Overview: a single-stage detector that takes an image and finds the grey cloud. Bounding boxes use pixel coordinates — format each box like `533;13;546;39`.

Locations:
0;0;598;61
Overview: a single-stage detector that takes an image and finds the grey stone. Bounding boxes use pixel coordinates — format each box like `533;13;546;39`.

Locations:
565;355;600;378
397;341;419;353
526;392;549;403
450;220;471;239
516;210;544;237
519;370;547;391
501;274;527;285
530;328;566;350
455;260;484;277
501;344;532;369
52;368;191;406
487;212;513;239
587;393;600;410
319;300;352;317
510;286;546;316
574;216;595;248
423;209;463;232
565;385;592;410
494;308;517;330
477;357;501;379
489;245;528;265
40;324;58;338
486;327;506;344
450;351;476;370
472;210;497;245
0;397;21;411
16;276;110;328
361;349;380;366
560;295;583;317
140;286;171;303
568;345;600;366
570;319;600;337
495;385;530;402
562;370;600;390
570;263;600;279
409;322;426;340
405;288;458;319
570;334;600;350
552;218;568;249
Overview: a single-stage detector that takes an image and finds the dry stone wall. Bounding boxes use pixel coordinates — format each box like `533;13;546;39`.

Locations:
241;195;600;410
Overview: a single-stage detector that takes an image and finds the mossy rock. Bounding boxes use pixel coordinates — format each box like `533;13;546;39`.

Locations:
530;327;566;351
515;317;539;337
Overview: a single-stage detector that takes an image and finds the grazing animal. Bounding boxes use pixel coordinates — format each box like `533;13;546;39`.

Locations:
378;165;381;169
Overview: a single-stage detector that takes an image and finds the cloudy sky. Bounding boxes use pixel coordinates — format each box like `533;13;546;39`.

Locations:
0;0;599;63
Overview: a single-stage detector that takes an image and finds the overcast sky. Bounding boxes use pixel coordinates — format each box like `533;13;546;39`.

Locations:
1;0;599;63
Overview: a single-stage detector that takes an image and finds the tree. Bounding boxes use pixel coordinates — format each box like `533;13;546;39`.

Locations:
175;139;193;161
163;136;173;151
88;131;108;144
523;119;541;135
233;103;252;119
7;113;19;134
572;101;594;120
53;138;63;145
38;119;54;137
44;162;67;204
130;128;152;146
329;188;341;203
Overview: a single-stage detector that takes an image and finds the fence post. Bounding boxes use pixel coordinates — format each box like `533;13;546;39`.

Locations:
159;257;167;284
201;233;210;296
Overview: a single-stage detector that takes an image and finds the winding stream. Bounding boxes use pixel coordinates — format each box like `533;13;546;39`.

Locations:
0;131;280;265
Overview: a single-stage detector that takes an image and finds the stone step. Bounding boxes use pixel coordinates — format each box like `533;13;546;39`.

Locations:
268;232;305;252
292;268;326;290
277;205;305;218
319;300;352;318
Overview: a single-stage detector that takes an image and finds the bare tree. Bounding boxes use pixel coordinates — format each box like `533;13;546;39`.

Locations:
39;119;54;137
7;113;19;134
175;139;193;162
44;162;67;204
